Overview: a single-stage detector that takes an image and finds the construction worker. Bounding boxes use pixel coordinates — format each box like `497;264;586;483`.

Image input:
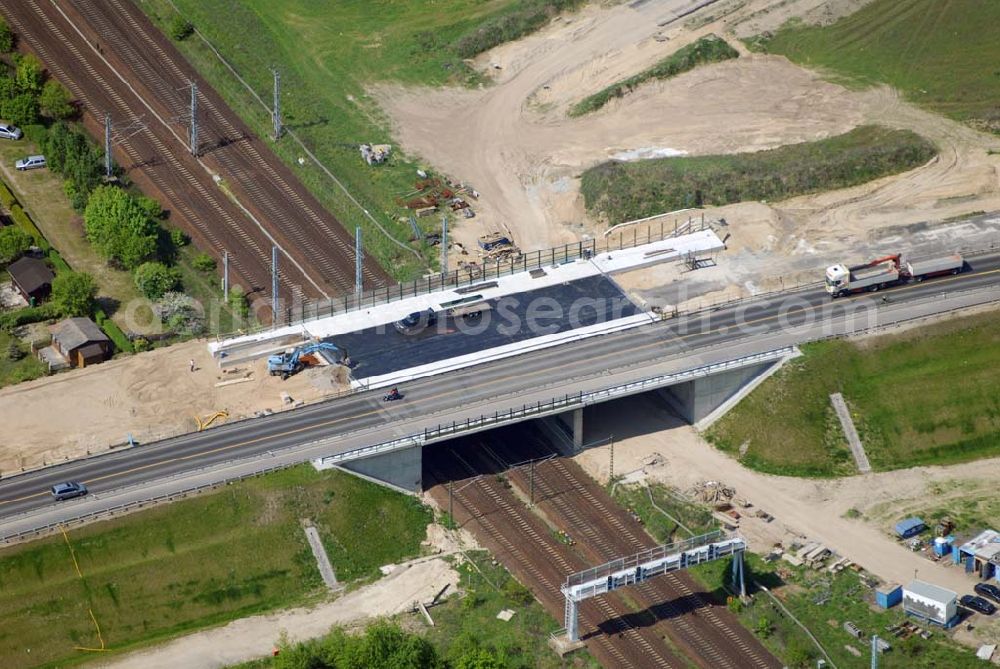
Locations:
189;359;195;372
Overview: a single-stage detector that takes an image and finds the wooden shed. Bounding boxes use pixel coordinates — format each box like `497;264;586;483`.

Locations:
7;256;54;303
52;317;112;367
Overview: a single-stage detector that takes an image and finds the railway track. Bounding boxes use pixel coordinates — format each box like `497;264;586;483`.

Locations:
425;448;687;669
491;434;782;669
0;0;390;311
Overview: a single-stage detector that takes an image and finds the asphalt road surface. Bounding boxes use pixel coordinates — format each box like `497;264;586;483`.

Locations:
1;252;999;525
334;273;639;377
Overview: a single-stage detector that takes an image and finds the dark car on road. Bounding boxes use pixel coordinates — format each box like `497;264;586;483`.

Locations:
51;481;88;501
960;594;997;616
394;309;437;335
974;583;1000;604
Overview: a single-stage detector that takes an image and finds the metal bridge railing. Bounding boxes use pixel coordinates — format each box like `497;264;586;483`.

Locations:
314;346;796;467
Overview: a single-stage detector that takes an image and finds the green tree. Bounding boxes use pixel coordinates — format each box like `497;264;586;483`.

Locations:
0;74;15;102
1;93;39;127
192;252;216;272
84;185;159;269
44;122;103;210
133;261;180;299
39;80;74;120
51;271;97;317
228;284;249;319
452;647;505;669
168;16;194;41
14;54;44;96
0;226;33;265
0;18;13;53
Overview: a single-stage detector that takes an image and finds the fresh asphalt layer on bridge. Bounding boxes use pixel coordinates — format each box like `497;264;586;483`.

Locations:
1;252;999;529
328;274;639;378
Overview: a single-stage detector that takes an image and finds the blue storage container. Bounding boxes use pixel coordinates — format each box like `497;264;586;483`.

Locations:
895;517;926;538
876;583;902;608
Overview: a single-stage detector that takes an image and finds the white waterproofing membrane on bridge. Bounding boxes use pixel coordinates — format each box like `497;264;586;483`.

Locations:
209;229;723;359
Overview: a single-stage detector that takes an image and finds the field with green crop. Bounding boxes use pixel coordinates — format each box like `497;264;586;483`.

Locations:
135;0;583;280
581;125;935;224
570;34;738;116
707;308;1000;477
751;0;1000;133
0;466;431;668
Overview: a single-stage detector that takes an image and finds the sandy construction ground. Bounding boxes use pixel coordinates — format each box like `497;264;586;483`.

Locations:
0;339;347;475
574;395;1000;647
377;0;1000;296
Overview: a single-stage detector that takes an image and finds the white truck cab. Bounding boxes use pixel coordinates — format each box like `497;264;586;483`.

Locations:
825;264;850;295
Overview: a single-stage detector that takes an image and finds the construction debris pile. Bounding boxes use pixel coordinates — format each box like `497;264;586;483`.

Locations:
360;143;391;165
396;175;479;220
477;232;520;262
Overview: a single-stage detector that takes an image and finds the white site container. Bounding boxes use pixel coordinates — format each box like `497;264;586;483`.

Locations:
903;579;957;626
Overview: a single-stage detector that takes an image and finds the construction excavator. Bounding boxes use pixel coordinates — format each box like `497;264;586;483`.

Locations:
267;342;343;380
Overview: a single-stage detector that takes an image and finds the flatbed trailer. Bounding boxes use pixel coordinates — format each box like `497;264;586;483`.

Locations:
825;252;963;298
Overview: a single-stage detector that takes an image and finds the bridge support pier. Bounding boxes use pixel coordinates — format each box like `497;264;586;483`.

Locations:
556;408;584;451
659;360;778;425
335;445;422;494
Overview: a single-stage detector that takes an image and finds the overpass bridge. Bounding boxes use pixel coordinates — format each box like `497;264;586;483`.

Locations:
1;254;999;542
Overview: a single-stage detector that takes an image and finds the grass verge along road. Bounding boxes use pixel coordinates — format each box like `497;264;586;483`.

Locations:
0;466;430;668
708;308;1000;477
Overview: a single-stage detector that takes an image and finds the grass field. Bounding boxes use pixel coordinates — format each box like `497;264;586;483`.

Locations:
0;138;145;321
707;309;1000;477
0;330;46;388
612;482;717;543
692;557;985;668
134;0;584;280
580;125;936;225
0;466;431;668
0;137;240;336
569;34;738;117
751;0;1000;133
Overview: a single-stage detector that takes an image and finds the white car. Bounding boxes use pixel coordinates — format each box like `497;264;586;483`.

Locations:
15;155;46;171
0;123;22;140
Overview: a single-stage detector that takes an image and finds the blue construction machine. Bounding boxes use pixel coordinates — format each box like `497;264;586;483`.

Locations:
267;342;343;379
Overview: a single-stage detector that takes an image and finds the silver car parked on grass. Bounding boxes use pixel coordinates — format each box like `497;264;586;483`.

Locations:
15;155;46;171
0;123;23;140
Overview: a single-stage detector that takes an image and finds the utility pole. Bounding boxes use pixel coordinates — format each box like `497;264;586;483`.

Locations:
222;250;229;301
271;246;279;326
870;634;879;669
355;226;363;295
529;460;535;507
271;68;283;140
189;79;198;156
448;480;454;523
104;114;113;178
440;215;448;277
609;435;615;481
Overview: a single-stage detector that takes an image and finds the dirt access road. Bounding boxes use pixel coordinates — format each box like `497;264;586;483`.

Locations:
378;0;1000;292
575;393;1000;600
